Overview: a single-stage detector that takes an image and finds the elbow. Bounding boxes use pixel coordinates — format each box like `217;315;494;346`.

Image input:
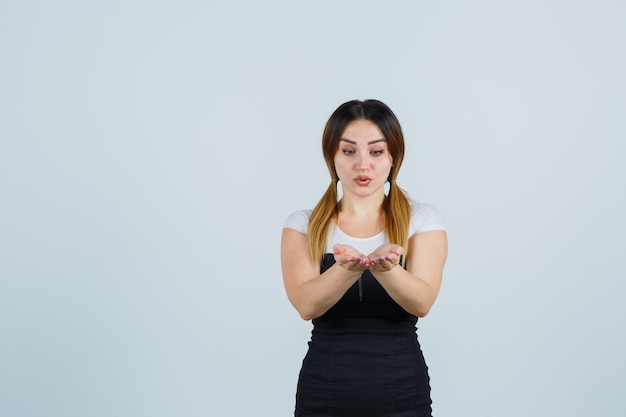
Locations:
411;289;438;318
298;309;318;321
299;312;314;321
298;306;326;321
411;302;433;318
287;294;313;321
290;294;325;321
295;305;316;321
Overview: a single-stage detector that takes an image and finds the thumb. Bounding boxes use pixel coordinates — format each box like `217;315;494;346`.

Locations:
333;243;345;255
392;245;403;256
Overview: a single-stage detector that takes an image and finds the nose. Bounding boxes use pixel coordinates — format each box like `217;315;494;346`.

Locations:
355;154;368;170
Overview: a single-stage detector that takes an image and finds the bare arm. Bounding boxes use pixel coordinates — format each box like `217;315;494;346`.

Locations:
281;228;369;320
368;230;448;317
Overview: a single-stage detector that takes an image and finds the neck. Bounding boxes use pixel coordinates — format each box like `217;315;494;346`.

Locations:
338;190;386;217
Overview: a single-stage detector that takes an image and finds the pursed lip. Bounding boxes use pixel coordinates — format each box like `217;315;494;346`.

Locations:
354;175;372;185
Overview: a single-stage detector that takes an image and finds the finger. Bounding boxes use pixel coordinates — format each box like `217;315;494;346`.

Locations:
375;255;397;270
346;256;363;265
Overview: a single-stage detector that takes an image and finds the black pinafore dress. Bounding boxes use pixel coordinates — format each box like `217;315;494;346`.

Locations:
295;255;432;417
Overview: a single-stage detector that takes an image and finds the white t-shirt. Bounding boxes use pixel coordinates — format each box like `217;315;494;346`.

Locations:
283;201;446;255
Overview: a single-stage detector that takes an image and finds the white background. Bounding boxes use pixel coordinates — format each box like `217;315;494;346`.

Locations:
1;1;624;416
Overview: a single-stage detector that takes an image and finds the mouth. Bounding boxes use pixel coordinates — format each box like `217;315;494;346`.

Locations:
355;176;372;186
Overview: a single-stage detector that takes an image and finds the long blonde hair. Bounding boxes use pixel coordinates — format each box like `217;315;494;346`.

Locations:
307;100;412;263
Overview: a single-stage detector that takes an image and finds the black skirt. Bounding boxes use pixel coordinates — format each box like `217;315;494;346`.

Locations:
294;255;433;417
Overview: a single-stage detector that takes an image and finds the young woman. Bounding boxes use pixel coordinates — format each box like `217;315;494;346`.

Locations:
281;99;448;417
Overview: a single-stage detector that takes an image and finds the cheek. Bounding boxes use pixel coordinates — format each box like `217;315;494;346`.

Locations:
334;154;349;168
333;156;345;177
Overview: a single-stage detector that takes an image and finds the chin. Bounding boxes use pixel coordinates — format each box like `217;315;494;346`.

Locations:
351;187;383;198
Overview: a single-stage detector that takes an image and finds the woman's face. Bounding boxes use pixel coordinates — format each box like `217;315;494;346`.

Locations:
333;119;393;199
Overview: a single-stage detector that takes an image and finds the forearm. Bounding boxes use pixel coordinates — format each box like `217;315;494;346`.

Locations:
371;267;438;317
289;264;362;321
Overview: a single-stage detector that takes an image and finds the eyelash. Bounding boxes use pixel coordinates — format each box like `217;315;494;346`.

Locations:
341;149;384;156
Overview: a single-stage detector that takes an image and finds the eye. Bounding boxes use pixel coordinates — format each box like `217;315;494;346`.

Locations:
342;149;355;156
370;150;384;157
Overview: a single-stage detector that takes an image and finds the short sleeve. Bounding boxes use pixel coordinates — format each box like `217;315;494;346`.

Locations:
409;202;446;236
283;209;312;234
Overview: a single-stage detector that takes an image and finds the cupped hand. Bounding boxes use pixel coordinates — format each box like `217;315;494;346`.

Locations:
333;244;370;272
367;244;403;272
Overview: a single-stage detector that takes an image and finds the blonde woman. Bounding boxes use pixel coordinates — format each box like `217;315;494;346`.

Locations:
282;99;448;417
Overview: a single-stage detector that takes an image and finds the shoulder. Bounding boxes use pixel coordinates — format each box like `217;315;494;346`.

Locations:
283;209;312;234
409;200;446;236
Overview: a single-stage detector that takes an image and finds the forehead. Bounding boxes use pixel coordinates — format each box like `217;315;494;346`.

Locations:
341;119;385;143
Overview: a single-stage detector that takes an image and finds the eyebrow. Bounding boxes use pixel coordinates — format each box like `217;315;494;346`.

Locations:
339;138;386;145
